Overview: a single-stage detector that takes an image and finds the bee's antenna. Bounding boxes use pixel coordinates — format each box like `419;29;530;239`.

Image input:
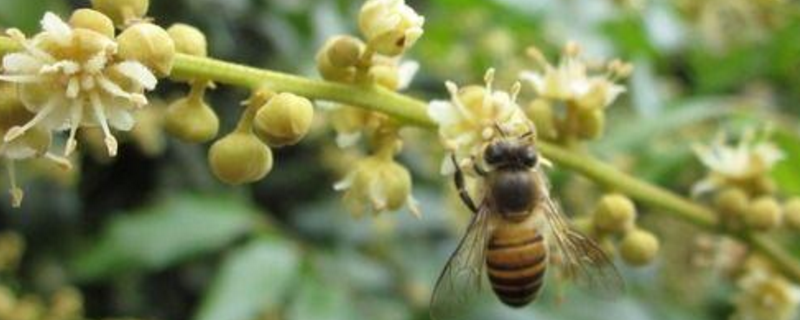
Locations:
493;122;508;137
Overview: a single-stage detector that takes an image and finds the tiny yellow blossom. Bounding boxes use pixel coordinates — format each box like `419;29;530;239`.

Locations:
0;12;158;158
333;155;419;217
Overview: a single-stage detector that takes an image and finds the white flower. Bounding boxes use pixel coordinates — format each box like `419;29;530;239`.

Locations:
0;12;158;157
733;263;800;320
692;130;784;195
519;42;629;110
428;68;531;175
359;0;425;56
333;155;420;217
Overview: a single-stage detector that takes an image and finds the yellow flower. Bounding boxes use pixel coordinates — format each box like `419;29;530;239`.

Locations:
427;69;530;174
519;43;629;110
0;12;158;158
733;262;800;320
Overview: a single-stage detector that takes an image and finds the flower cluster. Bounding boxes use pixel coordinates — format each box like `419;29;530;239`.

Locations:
731;257;800;320
320;0;424;217
693;129;795;232
0;0;179;206
520;43;632;142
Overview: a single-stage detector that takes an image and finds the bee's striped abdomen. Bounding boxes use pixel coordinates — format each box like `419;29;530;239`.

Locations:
486;225;547;308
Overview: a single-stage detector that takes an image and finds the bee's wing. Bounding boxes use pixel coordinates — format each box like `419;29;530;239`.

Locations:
534;170;625;297
430;201;494;319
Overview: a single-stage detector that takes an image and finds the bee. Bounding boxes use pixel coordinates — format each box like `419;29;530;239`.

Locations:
430;127;623;318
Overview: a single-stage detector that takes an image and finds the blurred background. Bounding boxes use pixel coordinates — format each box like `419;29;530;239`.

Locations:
2;0;800;319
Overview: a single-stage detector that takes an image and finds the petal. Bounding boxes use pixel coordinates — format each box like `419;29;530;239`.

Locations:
2;53;43;73
106;100;136;131
396;60;419;90
41;12;72;45
114;61;157;90
427;100;459;125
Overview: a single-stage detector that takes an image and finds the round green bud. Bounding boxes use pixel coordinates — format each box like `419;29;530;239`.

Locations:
91;0;149;27
167;23;207;57
69;9;115;38
744;196;782;231
316;50;356;83
575;107;605;139
593;194;636;235
253;93;315;147
208;132;273;185
116;23;176;77
750;176;777;196
164;96;219;143
526;99;557;140
713;187;749;222
784;198;800;230
358;0;424;56
325;35;364;68
620;229;659;266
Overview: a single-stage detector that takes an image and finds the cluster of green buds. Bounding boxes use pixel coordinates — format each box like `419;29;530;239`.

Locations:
0;0;177;206
576;194;660;267
519;42;632;144
693;129;791;232
320;0;424;217
730;256;800;320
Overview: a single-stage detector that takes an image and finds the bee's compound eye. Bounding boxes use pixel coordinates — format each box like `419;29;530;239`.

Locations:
523;146;538;167
484;143;504;165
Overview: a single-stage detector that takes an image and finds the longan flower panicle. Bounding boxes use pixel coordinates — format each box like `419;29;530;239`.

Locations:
692;129;784;196
519;43;631;110
0;11;161;158
428;68;530;175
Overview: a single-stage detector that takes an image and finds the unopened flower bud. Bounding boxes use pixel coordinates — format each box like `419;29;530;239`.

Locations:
575;107;605;139
713;187;749;222
358;0;424;56
526;99;557;140
744;197;782;231
164;96;219;143
594;194;636;234
167;23;207;57
325;35;365;68
69;9;115;38
317;52;356;83
750;176;777;196
208;132;273;185
784;198;800;230
117;23;176;77
620;229;659;266
91;0;149;27
253;93;315;147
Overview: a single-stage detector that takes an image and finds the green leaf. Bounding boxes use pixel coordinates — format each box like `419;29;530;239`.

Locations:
772;129;800;196
195;236;300;320
286;270;357;320
73;194;258;281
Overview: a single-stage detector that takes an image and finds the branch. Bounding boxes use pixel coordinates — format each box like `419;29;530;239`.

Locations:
2;36;799;282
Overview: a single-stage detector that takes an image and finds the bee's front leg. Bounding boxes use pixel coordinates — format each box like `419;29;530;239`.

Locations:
451;154;479;213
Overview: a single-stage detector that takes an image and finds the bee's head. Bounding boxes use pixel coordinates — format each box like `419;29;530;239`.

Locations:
483;138;538;169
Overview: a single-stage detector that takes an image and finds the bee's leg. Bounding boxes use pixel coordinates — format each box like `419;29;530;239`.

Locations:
470;156;488;177
451;154;479;213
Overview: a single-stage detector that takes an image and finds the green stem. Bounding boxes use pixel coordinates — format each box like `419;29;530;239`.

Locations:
2;36;799;282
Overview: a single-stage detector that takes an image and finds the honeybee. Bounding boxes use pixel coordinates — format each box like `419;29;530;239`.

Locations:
430;127;623;318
